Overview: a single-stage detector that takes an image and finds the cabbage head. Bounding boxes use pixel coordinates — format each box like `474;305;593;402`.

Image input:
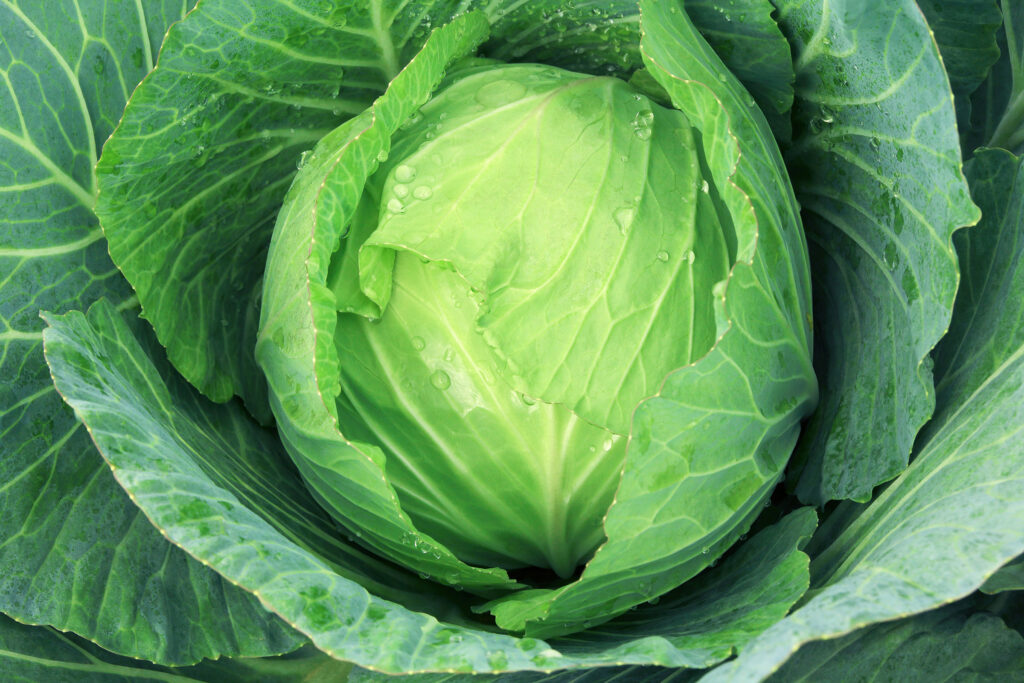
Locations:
254;11;815;636
4;0;1020;680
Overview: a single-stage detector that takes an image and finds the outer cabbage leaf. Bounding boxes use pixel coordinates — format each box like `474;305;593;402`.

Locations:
763;600;1024;683
779;0;980;504
981;556;1024;594
933;149;1024;431
983;1;1024;152
371;597;1024;683
0;613;353;683
917;0;1003;141
0;0;304;666
965;23;1013;153
703;339;1024;680
687;0;795;138
349;668;696;683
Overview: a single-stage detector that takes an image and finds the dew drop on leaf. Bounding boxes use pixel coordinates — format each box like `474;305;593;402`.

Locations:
613;206;635;234
430;370;451;390
394;164;417;182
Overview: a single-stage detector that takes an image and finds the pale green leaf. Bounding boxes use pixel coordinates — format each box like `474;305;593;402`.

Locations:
256;11;523;595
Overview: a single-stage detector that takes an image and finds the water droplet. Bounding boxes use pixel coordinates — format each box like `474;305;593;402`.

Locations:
656;250;669;262
520;393;536;406
394;164;416;183
631;109;654;140
884;241;900;270
700;179;710;193
869;136;881;149
376;149;389;162
401;112;423;130
602;439;614;451
430;370;451;390
297;150;310;169
411;336;426;351
488;651;509;669
387;198;405;213
613;206;635;234
684;249;696;263
393;184;409;199
443;347;455;362
413;185;433;200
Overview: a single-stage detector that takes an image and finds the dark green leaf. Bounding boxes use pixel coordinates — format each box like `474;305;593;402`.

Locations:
0;613;351;683
0;0;303;666
917;0;1002;142
687;0;795;138
982;1;1024;151
965;26;1012;152
763;601;1024;682
349;666;699;683
982;557;1024;594
933;149;1024;426
780;0;980;503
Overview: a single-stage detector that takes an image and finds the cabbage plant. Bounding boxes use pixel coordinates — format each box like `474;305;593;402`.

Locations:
1;0;1022;680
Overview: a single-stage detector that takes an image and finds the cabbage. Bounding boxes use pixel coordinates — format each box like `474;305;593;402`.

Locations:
3;0;1022;680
